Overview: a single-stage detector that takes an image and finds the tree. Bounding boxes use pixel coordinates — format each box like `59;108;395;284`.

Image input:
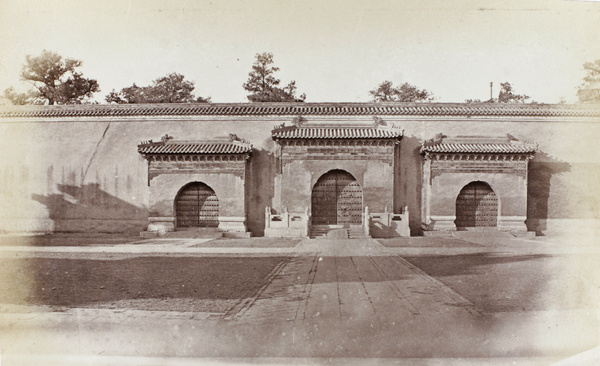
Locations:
3;88;38;105
370;81;433;102
497;82;530;103
465;82;530;103
242;52;306;102
106;73;210;104
577;59;600;103
3;50;99;105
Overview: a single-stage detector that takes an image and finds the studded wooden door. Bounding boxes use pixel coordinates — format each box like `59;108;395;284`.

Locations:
455;182;498;228
175;182;219;228
312;170;362;225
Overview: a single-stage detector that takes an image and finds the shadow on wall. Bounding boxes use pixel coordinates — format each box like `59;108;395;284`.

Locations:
399;135;423;235
527;152;571;235
247;147;276;236
32;183;148;233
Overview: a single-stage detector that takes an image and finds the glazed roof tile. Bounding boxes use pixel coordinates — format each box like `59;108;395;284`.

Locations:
138;141;252;155
421;135;537;154
271;126;403;139
421;143;537;154
2;102;600;118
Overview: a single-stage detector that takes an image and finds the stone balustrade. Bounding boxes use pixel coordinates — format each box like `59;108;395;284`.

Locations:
365;206;411;237
264;207;310;238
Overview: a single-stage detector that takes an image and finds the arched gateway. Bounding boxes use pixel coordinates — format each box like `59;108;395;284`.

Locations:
175;182;219;228
455;181;498;228
311;170;362;225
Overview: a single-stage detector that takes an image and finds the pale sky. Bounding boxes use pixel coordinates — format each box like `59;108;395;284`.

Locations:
1;0;599;104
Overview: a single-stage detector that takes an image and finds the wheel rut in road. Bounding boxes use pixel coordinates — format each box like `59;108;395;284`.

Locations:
220;239;479;325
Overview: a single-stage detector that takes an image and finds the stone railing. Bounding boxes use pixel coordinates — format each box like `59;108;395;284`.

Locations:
365;206;411;237
264;207;310;238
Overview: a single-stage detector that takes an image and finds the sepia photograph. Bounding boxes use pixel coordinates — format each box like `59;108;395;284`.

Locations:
0;0;599;365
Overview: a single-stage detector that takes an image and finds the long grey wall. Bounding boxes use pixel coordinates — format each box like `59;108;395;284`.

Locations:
1;113;598;235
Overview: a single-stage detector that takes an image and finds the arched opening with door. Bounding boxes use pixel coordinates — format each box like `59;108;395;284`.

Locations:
175;182;219;228
311;170;363;226
455;181;498;228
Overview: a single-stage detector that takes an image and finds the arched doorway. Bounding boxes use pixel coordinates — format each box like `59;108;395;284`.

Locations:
311;170;362;226
455;181;498;228
175;182;219;228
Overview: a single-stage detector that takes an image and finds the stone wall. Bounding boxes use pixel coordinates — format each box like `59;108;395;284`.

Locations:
1;112;598;236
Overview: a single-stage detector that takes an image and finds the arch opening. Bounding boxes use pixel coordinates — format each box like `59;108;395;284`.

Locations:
311;170;362;226
455;181;498;228
175;182;219;228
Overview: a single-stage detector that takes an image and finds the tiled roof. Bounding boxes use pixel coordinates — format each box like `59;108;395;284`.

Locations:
421;135;537;154
2;102;600;118
138;141;252;154
421;143;537;154
271;126;403;139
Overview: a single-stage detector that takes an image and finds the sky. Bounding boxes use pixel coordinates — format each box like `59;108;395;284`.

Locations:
0;0;599;104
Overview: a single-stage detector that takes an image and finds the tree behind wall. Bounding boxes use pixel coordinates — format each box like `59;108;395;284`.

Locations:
465;82;530;103
243;52;306;102
370;81;433;102
3;50;99;105
497;82;530;103
577;59;600;103
105;73;210;104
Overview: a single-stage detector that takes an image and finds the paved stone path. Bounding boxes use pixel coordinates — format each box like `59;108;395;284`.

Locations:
0;236;598;364
223;239;478;327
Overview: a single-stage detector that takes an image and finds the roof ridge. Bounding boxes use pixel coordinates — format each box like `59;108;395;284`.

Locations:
3;102;600;119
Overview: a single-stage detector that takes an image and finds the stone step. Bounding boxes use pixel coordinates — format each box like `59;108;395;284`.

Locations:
309;225;366;239
142;228;223;239
348;230;366;239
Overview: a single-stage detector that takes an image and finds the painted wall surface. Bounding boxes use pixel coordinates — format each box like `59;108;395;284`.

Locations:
1;113;598;235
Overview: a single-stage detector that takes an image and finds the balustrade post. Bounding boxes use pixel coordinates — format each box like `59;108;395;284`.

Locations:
364;206;371;238
265;207;271;228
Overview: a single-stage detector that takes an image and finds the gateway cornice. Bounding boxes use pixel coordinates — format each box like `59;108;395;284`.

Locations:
138;134;252;161
271;123;403;141
421;134;537;155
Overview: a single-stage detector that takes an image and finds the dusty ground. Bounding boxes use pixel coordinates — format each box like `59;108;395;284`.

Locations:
404;252;600;312
191;237;300;248
378;237;483;248
0;255;288;312
0;234;598;364
0;233;141;246
0;235;596;315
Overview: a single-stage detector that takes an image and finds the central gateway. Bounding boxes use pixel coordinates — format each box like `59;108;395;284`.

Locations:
266;121;404;238
312;170;363;225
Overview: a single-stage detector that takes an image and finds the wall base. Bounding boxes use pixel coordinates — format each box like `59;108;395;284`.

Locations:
218;216;248;233
527;218;600;237
147;217;175;233
0;218;54;234
424;216;457;231
264;227;306;238
498;216;528;232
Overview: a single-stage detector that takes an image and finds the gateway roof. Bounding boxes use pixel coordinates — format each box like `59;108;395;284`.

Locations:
138;139;252;155
2;102;600;118
271;125;403;139
421;135;537;154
